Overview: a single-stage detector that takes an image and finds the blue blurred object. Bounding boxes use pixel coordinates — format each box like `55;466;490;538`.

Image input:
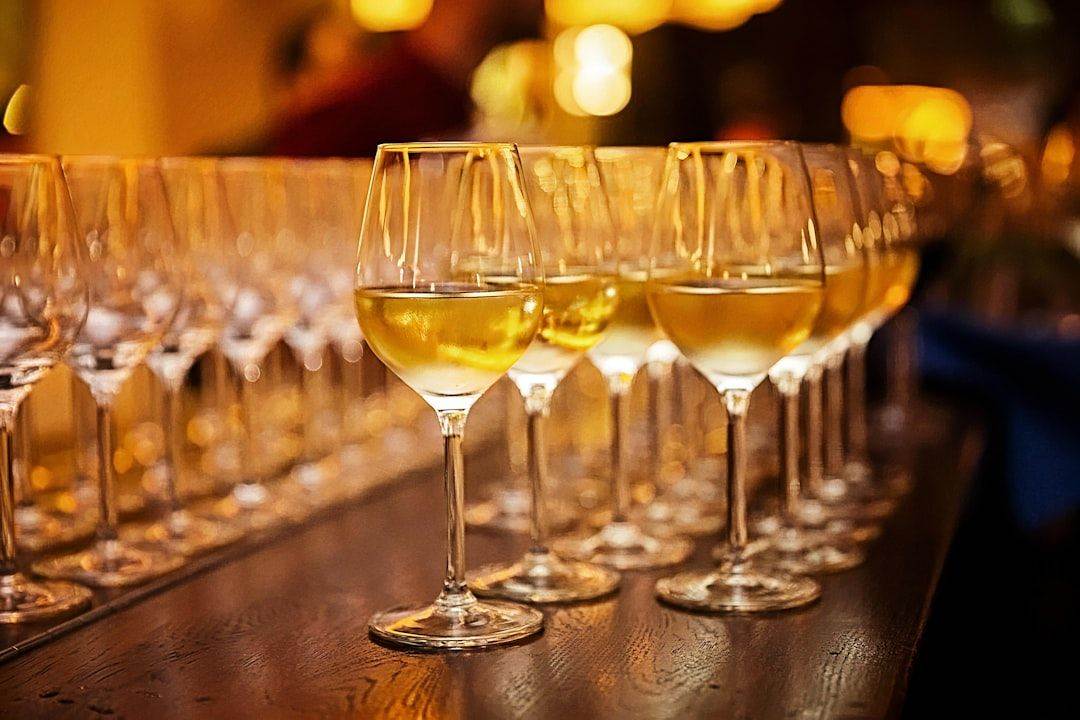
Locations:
919;306;1080;531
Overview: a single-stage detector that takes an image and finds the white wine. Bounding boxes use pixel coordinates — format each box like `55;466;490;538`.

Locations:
647;277;822;382
354;283;542;398
511;273;617;378
588;271;662;365
793;264;866;357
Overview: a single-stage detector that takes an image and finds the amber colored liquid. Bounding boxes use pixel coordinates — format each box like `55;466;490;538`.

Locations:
862;249;919;323
354;283;542;398
796;264;866;356
511;273;618;378
588;271;662;364
647;277;823;382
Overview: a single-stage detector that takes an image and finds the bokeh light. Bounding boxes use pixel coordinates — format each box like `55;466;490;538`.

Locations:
553;24;632;117
545;0;672;34
3;83;30;135
349;0;433;33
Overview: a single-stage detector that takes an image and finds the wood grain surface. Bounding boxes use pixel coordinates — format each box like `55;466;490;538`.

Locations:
0;411;979;720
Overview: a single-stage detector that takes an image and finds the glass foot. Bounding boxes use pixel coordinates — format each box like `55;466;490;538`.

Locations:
34;539;185;588
469;550;619;603
139;511;245;556
369;591;543;650
756;523;864;574
760;502;882;544
465;487;576;534
213;488;281;531
656;560;821;613
0;573;92;624
635;498;723;536
15;506;95;553
816;476;896;520
552;521;692;570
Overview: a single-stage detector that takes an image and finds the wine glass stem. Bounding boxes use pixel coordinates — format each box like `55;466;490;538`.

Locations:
774;374;802;522
723;389;750;554
824;353;846;478
804;365;825;498
0;404;20;577
606;375;633;523
94;402;119;543
522;387;553;555
437;410;470;602
646;363;663;488
846;340;869;468
160;381;183;516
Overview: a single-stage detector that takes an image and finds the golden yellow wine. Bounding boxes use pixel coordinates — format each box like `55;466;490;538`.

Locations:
512;273;618;377
647;277;822;380
862;249;919;322
354;283;542;398
589;271;662;363
798;264;866;355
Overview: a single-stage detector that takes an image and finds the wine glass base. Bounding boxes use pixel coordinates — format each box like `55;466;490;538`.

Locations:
369;597;543;650
656;560;821;613
465;489;576;534
212;494;280;532
14;507;96;553
755;523;864;574
816;477;896;520
137;512;245;556
469;550;619;603
552;521;692;570
634;500;723;536
33;539;185;588
0;573;92;624
759;503;882;545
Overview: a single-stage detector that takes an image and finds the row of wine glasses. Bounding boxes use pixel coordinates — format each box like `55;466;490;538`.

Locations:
2;153;394;623
355;141;923;649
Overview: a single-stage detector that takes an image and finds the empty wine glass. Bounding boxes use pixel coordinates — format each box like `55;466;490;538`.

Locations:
35;157;185;587
752;143;869;574
357;142;544;649
0;154;93;621
468;145;621;603
133;157;241;556
650;142;824;612
551;149;693;571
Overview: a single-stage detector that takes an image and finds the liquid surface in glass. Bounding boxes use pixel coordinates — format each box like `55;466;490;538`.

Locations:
511;272;618;378
647;277;822;381
354;283;542;398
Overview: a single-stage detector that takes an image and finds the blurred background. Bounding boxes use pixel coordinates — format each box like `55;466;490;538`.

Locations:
2;0;1078;714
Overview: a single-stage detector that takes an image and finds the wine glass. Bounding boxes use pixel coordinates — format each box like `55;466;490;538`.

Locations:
649;141;823;612
751;143;869;574
596;145;722;537
0;154;93;621
34;157;185;587
468;146;621;603
172;157;296;530
845;152;920;487
133;157;241;556
551;150;693;571
356;142;544;649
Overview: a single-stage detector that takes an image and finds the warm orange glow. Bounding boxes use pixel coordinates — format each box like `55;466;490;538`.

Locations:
3;83;31;135
1041;123;1075;188
671;0;758;31
350;0;433;33
843;85;972;174
545;0;672;34
471;41;546;125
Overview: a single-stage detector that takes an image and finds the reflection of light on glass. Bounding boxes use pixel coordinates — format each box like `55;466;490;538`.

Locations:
843;85;972;175
1041;123;1075;188
980;138;1028;199
349;0;433;32
553;25;632;117
545;0;671;34
3;83;31;135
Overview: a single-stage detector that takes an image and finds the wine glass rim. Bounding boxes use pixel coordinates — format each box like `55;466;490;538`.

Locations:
376;141;518;153
0;152;61;166
669;140;801;151
595;145;667;154
60;154;161;167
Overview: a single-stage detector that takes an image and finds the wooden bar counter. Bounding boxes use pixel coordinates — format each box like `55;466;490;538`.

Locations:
0;406;979;719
